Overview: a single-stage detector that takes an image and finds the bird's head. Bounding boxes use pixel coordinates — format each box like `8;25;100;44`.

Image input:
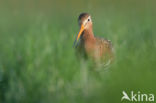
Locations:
78;13;92;30
73;13;92;47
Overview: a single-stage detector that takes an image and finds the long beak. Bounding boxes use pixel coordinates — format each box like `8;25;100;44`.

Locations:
73;24;85;47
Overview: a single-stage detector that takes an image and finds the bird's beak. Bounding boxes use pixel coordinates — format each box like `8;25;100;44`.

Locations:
73;24;85;47
76;24;85;41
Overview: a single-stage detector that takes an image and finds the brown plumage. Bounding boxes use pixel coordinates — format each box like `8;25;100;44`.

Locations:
74;13;114;66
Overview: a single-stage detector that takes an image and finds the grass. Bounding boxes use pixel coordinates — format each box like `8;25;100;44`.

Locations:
0;0;156;103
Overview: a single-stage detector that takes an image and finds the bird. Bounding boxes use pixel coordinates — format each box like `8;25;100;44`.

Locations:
73;13;114;67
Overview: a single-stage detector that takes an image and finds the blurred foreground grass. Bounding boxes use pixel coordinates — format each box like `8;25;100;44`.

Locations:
0;0;156;103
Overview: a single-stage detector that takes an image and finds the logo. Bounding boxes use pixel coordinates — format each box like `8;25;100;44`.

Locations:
121;91;154;102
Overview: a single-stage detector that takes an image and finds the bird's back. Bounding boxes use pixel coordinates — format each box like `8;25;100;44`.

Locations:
95;37;113;54
94;37;114;64
76;37;114;61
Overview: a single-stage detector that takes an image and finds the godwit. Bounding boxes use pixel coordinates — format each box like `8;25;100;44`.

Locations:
74;13;114;66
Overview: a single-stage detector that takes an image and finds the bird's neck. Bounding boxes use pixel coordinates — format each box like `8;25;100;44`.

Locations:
82;27;95;42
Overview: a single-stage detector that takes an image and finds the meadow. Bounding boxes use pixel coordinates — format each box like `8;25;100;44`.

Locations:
0;0;156;103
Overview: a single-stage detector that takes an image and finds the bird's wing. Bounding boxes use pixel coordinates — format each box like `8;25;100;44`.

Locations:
95;37;113;51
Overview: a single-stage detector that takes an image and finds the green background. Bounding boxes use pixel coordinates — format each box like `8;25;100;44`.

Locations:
0;0;156;103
